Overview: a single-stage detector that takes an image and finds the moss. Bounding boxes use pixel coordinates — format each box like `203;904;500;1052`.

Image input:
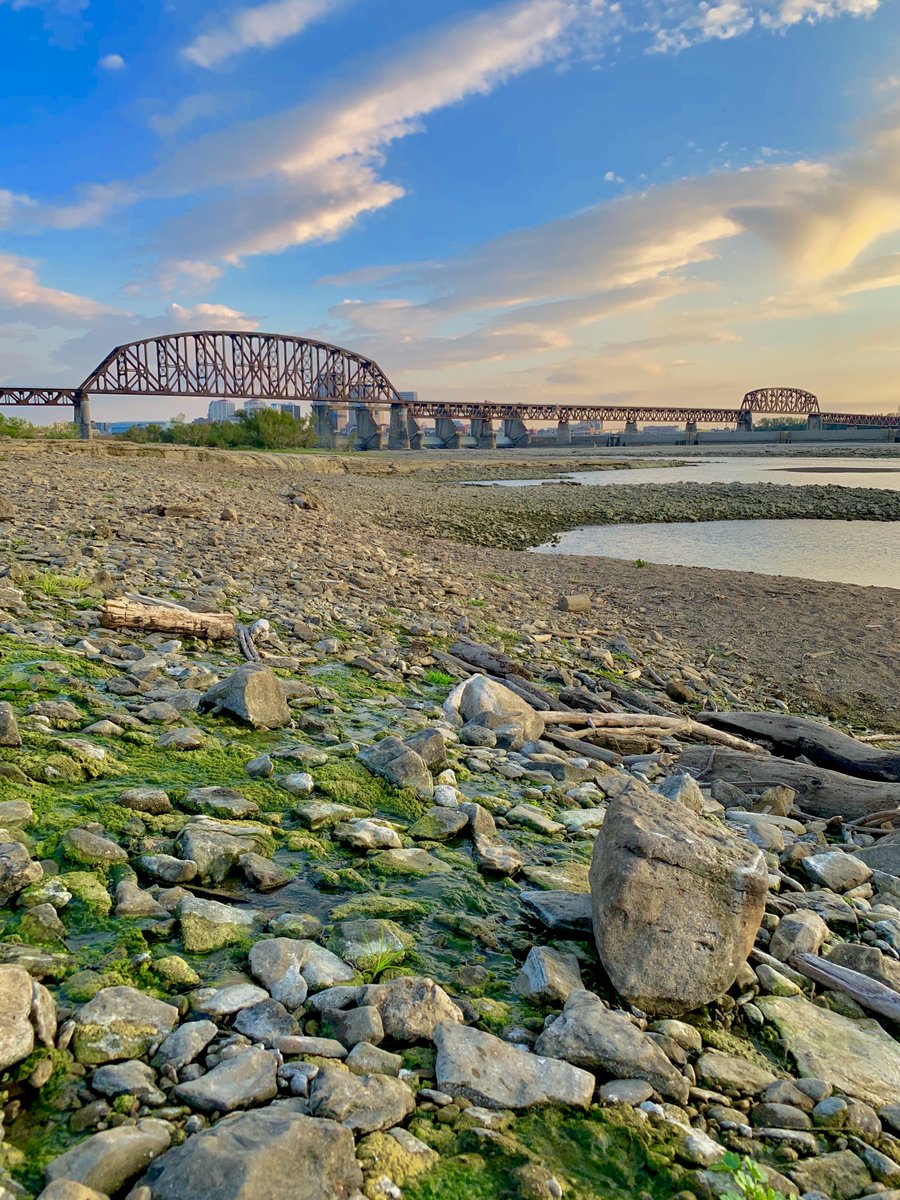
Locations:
329;894;431;921
58;871;113;918
2;1049;82;1194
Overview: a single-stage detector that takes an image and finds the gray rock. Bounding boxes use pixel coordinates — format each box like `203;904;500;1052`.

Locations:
330;919;411;968
0;964;35;1069
178;894;261;952
513;946;583;1006
802;851;872;892
239;852;292;892
362;976;463;1042
519;890;593;935
434;1021;594;1110
655;772;704;813
599;1079;655;1105
0;702;21;748
534;990;688;1104
789;1150;871;1200
115;879;168;919
44;1120;171;1195
117;787;172;815
769;910;829;962
308;1064;415;1133
695;1050;777;1095
271;1035;348;1058
826;942;900;991
173;1045;278;1113
181;786;260;820
333;819;402;851
152;1020;217;1071
138;854;198;885
61;828;128;867
140;1109;363;1200
248;938;310;1009
0;800;32;825
191;984;270;1019
92;1059;166;1105
175;817;273;884
345;1042;402;1076
330;1006;384;1049
358;737;434;800
198;663;291;729
233;999;300;1044
37;1182;110;1200
589;790;767;1016
0;841;43;904
72;987;179;1065
443;675;544;746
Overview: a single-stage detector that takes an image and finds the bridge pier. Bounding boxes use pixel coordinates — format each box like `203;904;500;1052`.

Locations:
502;418;529;447
73;390;92;440
471;417;496;449
806;413;822;432
407;412;423;450
685;419;697;435
737;409;753;432
435;411;460;449
624;419;638;436
354;405;383;450
388;403;410;450
556;420;572;446
313;401;338;448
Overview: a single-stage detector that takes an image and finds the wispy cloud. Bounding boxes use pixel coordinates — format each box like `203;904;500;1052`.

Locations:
0;253;116;323
183;0;341;68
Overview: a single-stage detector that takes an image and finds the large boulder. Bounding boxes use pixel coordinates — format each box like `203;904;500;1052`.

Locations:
199;664;291;729
589;790;767;1016
72;987;179;1064
140;1108;363;1200
443;675;543;746
357;738;434;801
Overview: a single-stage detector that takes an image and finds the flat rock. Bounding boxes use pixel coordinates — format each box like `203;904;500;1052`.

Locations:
362;976;463;1042
520;890;594;935
117;787;172;815
248;938;310;1009
181;786;260;819
513;946;583;1006
695;1050;777;1096
178;894;262;952
308;1064;415;1133
72;987;179;1065
358;737;434;801
434;1020;594;1110
45;1119;171;1195
173;1045;278;1113
152;1019;217;1071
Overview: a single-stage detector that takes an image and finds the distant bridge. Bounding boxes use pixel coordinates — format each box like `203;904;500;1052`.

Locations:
0;329;897;444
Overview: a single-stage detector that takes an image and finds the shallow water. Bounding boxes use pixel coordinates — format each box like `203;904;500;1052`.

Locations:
533;518;900;589
480;455;900;491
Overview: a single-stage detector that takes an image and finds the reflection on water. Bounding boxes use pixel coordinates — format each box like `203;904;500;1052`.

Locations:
481;456;900;491
533;519;900;589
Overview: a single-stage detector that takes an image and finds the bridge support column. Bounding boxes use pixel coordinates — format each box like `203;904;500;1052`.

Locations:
354;405;383;451
471;417;496;449
806;413;822;432
624;419;638;436
502;418;529;447
73;390;92;440
435;411;460;449
407;412;423;450
388;403;410;450
685;419;697;435
737;409;753;432
313;402;338;448
556;420;572;446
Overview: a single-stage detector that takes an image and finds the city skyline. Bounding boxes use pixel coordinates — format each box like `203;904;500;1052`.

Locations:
2;0;899;425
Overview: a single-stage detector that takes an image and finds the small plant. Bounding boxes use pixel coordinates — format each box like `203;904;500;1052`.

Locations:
712;1153;786;1200
360;932;408;983
30;572;93;596
632;558;648;568
423;668;454;687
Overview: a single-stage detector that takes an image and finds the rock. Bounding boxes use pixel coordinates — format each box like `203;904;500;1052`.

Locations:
138;854;198;885
655;772;704;813
758;994;900;1107
61;829;128;868
72;987;179;1064
826;942;900;990
198;664;291;729
248;938;310;1009
443;674;544;746
308;1064;415;1133
181;786;260;819
334;819;402;851
792;888;859;929
513;946;583;1006
522;861;590;892
174;817;273;884
0;964;35;1069
38;1183;110;1200
44;1120;171;1195
92;1059;166;1105
268;912;323;939
0;841;43;904
115;879;168;919
191;983;269;1018
769;909;829;962
331;919;412;969
520;889;593;935
534;990;688;1104
140;1109;363;1200
152;1020;217;1071
117;787;173;816
408;807;469;840
156;727;205;750
599;1079;655;1105
695;1050;777;1096
505;805;565;836
233;999;300;1044
356;1128;438;1190
0;702;21;748
362;976;463;1042
558;593;591;613
789;1150;871;1200
272;1035;347;1058
178;894;261;952
802;851;872;892
589;790;767;1016
358;737;434;800
329;1005;384;1048
371;848;451;876
857;836;900;877
239;852;292;892
173;1045;278;1113
434;1021;594;1110
346;1042;402;1076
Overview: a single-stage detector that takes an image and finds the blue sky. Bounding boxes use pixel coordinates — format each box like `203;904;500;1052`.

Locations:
1;0;899;422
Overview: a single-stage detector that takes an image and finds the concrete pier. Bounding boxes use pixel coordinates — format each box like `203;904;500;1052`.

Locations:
624;419;638;436
435;411;460;449
74;390;92;440
313;401;338;448
388;403;410;450
502;418;529;447
354;405;383;450
471;417;496;449
556;420;572;446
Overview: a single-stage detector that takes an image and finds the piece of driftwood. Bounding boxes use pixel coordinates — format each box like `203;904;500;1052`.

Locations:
678;744;900;821
101;598;236;641
791;952;900;1023
543;730;622;766
450;640;532;679
559;686;619;714
604;680;676;717
700;711;900;783
541;712;764;753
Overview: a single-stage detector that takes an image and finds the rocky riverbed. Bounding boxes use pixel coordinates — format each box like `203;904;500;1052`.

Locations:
1;442;900;1200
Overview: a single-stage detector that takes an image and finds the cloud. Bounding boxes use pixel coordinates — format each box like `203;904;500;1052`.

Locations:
0;253;117;323
97;52;126;71
603;170;624;183
647;0;878;51
762;0;879;27
183;0;340;68
148;94;222;137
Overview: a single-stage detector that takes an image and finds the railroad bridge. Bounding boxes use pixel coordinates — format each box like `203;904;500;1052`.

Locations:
0;329;896;446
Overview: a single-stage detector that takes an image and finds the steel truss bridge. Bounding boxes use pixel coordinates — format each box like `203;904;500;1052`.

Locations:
0;330;897;443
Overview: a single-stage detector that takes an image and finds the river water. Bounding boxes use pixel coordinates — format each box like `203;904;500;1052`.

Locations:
499;455;900;589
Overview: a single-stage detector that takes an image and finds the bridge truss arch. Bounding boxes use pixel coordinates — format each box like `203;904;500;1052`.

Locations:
740;387;820;416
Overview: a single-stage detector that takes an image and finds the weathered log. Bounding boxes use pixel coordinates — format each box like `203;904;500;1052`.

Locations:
101;598;236;641
542;712;765;754
791;952;900;1024
678;744;900;821
543;730;622;766
604;680;677;717
700;711;900;783
450;639;532;679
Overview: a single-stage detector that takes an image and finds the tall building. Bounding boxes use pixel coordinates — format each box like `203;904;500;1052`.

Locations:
208;400;236;422
242;399;266;415
398;391;418;403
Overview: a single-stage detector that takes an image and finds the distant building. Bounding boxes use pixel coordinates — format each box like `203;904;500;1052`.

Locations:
398;391;419;403
208;400;236;422
642;424;678;432
95;419;174;435
279;403;305;419
242;399;266;415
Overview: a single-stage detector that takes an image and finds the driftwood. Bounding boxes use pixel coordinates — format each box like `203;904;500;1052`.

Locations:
678;745;900;821
791;952;900;1024
540;712;765;754
543;730;622;766
700;711;900;783
101;598;236;641
604;681;676;718
450;640;532;679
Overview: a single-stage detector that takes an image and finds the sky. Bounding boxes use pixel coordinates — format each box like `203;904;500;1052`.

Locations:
1;0;899;424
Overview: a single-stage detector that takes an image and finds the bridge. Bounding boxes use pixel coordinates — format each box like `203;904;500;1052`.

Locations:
0;329;897;446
